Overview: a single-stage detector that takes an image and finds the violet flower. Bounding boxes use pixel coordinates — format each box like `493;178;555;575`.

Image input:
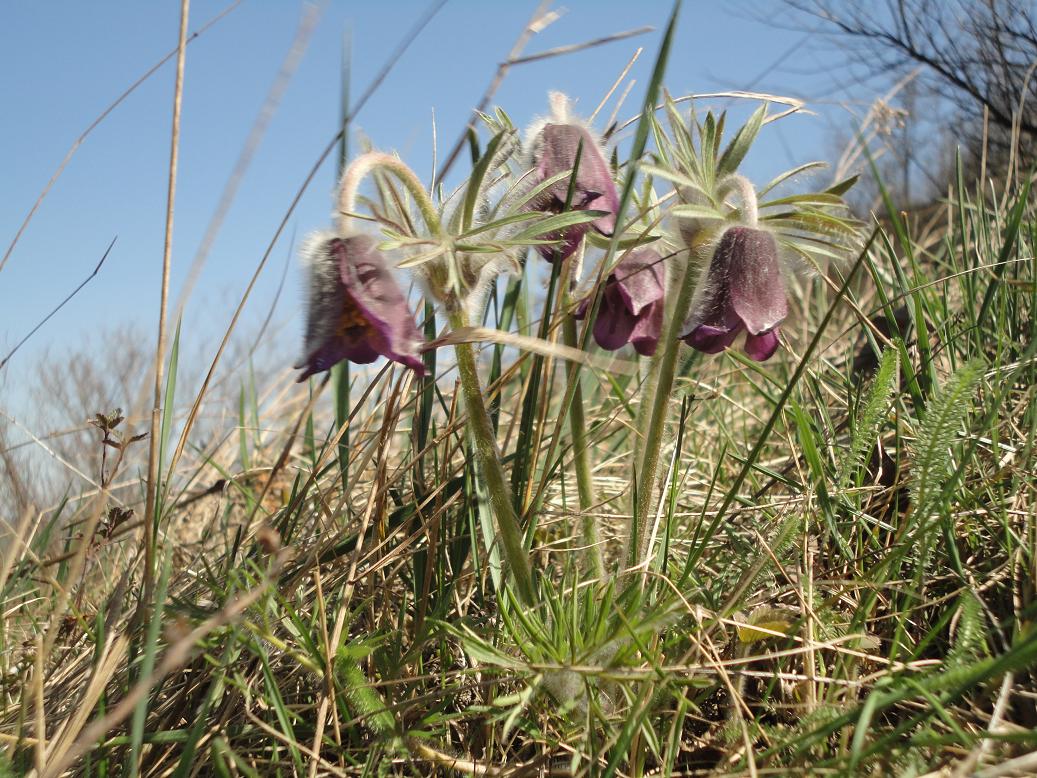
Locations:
294;233;425;381
526;96;620;261
576;248;665;356
681;226;787;362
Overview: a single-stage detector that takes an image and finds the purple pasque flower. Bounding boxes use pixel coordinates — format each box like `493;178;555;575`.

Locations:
681;226;787;362
526;107;620;262
295;233;425;381
576;247;665;356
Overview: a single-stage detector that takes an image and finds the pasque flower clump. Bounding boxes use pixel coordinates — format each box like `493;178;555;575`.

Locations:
292;89;856;614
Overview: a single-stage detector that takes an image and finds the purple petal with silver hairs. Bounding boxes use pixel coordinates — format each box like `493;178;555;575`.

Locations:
577;247;666;356
681;226;787;362
529;123;620;261
294;234;425;381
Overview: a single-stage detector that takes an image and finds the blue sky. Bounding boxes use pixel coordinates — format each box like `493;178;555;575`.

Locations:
0;1;872;407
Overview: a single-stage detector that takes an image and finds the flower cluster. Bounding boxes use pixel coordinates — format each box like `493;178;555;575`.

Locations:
521;96;790;362
295;93;851;381
288;86;856;637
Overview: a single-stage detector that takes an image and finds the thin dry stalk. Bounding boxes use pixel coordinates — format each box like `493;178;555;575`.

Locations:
143;0;191;609
33;635;45;774
171;3;321;321
307;567;341;778
434;0;558;187
508;25;652;67
590;47;643;123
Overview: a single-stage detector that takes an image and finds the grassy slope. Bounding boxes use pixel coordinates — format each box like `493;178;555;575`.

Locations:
2;169;1036;777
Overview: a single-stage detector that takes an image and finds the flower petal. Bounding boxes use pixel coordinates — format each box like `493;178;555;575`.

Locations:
683;251;730;333
586;190;619;237
744;328;781;361
535;124;617;208
536;223;588;262
629;299;663;356
335;236;426;374
684;321;743;354
612;249;665;317
294;330;382;381
574;295;591;320
592;285;639;351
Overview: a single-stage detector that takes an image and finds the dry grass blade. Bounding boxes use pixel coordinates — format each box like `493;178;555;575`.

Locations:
0;504;35;594
590;46;643;123
41;634;129;769
37;552;287;778
433;326;639;374
142;0;191;612
507;25;653;67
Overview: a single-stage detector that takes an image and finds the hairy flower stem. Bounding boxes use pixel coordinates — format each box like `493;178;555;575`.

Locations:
448;302;537;606
719;173;759;229
562;311;606;579
631;350;662;484
336;152;534;604
337;151;441;235
628;251;697;573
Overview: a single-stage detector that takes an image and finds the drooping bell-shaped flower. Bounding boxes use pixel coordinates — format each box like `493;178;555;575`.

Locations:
576;248;666;356
681;226;787;362
294;233;425;380
525;93;620;261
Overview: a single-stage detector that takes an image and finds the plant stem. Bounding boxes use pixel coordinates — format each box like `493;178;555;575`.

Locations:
335;150;535;602
625;175;758;571
447;302;536;606
143;0;190;610
628;250;697;572
631;346;662;487
336;150;535;601
561;311;606;579
719;173;759;228
337;151;441;235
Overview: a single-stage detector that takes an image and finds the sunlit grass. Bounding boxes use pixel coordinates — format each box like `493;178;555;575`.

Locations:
3;4;1037;777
